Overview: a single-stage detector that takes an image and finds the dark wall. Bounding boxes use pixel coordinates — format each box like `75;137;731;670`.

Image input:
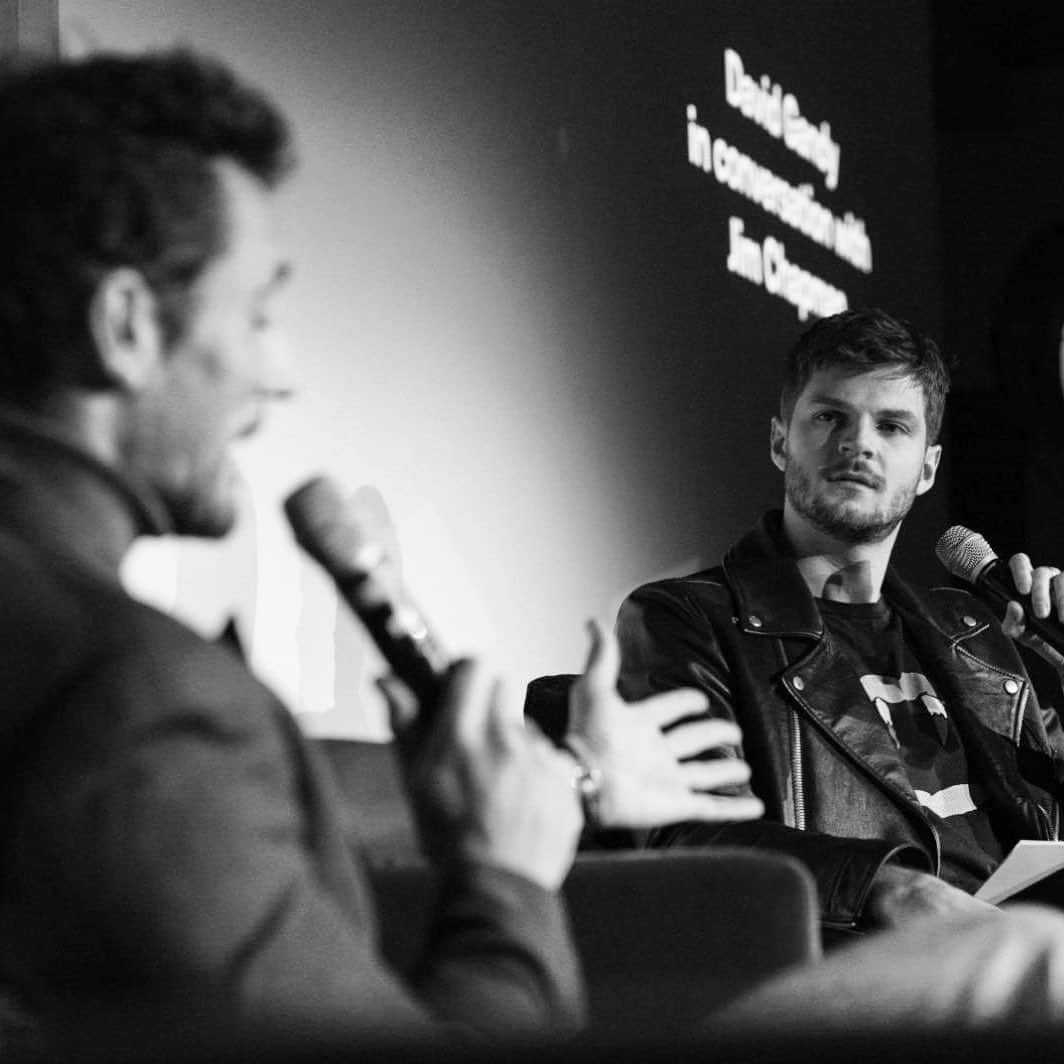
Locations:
553;0;946;583
934;1;1064;564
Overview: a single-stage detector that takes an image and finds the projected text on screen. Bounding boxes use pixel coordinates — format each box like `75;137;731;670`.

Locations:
685;46;875;321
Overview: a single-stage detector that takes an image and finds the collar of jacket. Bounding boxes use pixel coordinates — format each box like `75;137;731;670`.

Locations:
0;405;171;583
724;510;1039;761
723;510;994;647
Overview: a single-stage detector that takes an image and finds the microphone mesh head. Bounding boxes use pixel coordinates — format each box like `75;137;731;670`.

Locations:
935;525;997;583
284;476;362;575
284;476;396;579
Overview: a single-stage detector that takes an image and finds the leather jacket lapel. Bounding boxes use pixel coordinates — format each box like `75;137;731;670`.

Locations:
725;514;921;807
723;513;823;639
886;579;1055;839
886;575;1028;747
781;636;923;809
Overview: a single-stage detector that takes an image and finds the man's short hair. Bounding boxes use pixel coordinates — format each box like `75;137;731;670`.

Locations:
0;49;293;402
779;307;953;444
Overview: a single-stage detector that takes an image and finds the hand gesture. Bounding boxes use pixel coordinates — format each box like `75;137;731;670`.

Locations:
381;661;582;891
563;620;764;829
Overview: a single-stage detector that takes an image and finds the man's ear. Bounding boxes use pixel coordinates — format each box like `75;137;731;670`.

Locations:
770;416;788;472
87;268;163;392
915;442;942;496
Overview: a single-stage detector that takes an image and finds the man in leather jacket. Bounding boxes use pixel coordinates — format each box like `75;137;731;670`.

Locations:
617;307;1064;937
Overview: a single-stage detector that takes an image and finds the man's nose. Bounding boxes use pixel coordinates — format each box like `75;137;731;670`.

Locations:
837;418;875;457
259;329;299;401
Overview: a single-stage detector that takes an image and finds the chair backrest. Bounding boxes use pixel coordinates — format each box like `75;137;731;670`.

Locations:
523;673;577;743
368;848;820;1037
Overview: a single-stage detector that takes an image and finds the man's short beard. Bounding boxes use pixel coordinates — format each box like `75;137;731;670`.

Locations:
159;460;243;541
784;464;917;546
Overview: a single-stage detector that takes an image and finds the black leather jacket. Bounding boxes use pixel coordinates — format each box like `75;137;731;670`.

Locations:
617;511;1064;934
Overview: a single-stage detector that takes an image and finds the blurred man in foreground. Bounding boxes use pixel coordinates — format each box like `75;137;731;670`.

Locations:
0;48;760;1056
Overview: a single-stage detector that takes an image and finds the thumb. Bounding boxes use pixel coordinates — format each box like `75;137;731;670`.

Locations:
1001;599;1027;641
581;618;620;696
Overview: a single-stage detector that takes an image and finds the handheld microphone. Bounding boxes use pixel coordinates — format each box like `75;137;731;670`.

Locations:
284;475;451;717
935;525;1064;666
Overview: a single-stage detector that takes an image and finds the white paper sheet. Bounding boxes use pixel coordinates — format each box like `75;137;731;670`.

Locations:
974;840;1064;905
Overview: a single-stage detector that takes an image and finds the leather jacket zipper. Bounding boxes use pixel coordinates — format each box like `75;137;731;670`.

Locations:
786;678;941;873
1035;803;1058;840
789;710;806;830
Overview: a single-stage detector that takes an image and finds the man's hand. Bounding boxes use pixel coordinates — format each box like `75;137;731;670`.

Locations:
1001;553;1064;643
381;661;582;892
865;864;998;929
563;619;764;829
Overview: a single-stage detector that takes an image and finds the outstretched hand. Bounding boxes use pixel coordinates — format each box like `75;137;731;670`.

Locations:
564;619;764;829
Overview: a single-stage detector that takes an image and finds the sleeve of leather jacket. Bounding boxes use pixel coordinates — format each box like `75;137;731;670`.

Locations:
1017;642;1064;791
615;583;930;931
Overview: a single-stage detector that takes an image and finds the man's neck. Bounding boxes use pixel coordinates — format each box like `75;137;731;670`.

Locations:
0;393;120;465
781;503;899;604
0;399;171;541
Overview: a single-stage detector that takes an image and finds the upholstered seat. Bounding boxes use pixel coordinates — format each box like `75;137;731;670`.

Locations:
368;848;820;1036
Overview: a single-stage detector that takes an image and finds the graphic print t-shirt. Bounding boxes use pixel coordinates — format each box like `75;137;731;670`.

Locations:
818;596;1005;891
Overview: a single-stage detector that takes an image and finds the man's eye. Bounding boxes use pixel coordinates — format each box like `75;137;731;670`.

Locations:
879;422;908;435
814;411;838;423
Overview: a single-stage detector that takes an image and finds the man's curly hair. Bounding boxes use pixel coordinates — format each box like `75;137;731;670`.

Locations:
0;49;294;402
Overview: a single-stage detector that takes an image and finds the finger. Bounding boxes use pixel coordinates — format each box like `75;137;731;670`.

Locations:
1029;566;1061;619
1054;572;1064;622
680;757;752;790
579;618;602;676
581;618;620;697
1001;600;1027;640
1009;553;1034;596
664;718;744;760
484;676;524;751
441;657;495;746
529;730;574;774
642;687;711;729
681;794;764;823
